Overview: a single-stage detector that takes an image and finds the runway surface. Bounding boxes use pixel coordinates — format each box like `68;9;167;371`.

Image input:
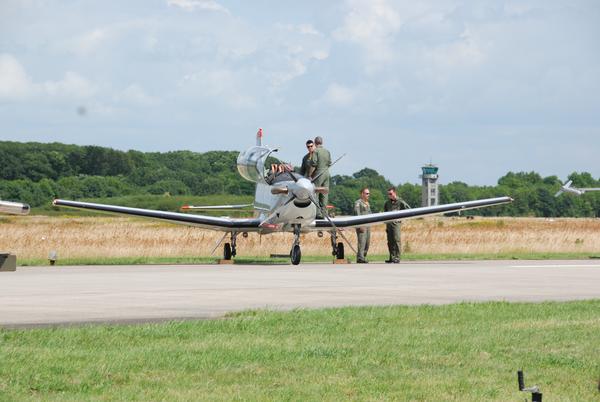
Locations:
1;260;599;327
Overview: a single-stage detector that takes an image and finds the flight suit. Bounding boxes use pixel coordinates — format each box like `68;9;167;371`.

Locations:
384;198;406;262
311;145;331;217
299;152;313;177
354;198;371;263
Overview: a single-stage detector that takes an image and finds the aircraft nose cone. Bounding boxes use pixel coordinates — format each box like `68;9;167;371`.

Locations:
292;178;313;200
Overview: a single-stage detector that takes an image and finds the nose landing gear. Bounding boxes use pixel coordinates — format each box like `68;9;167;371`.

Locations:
290;225;302;265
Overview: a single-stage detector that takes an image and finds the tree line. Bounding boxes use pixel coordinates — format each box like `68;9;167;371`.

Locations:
1;141;599;217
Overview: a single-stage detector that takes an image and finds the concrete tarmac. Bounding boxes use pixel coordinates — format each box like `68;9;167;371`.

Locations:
1;260;599;327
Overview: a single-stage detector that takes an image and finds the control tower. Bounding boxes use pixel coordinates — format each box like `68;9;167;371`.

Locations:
420;164;439;207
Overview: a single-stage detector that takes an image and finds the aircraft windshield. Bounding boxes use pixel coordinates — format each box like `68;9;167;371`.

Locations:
237;146;273;183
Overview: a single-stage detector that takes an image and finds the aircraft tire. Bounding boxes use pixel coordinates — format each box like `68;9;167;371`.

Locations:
291;244;301;265
224;243;232;260
336;242;344;259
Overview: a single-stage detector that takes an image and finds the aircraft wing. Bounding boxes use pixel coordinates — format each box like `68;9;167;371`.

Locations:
314;196;513;229
53;199;262;231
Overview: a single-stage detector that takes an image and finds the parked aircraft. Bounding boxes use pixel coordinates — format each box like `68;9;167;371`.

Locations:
53;130;512;264
554;180;600;197
0;200;30;215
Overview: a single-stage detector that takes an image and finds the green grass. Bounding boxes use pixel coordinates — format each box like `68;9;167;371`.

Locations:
1;302;599;401
17;252;600;267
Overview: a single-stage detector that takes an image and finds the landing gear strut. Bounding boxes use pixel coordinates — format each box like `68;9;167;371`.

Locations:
330;231;345;259
290;225;302;265
223;232;238;260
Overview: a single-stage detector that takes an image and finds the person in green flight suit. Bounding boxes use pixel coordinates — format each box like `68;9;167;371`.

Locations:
310;136;331;218
384;187;408;263
299;139;315;178
354;187;371;263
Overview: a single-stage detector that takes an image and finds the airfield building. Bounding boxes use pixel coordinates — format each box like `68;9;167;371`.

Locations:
420;164;439;207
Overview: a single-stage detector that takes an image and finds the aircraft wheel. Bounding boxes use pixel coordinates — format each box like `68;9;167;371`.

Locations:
290;244;301;265
224;243;232;260
336;242;345;259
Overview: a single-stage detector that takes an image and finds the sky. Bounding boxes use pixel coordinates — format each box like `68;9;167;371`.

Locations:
1;0;599;185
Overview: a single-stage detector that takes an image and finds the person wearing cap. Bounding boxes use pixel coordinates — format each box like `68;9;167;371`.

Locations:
354;188;372;263
310;136;331;218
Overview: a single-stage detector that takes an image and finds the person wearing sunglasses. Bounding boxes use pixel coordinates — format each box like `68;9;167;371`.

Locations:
299;139;315;178
354;187;372;263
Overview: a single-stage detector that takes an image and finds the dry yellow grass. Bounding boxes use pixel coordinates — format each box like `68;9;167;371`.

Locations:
2;215;600;260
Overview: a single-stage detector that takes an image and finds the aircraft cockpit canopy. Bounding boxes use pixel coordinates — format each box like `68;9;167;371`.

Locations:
237;146;275;183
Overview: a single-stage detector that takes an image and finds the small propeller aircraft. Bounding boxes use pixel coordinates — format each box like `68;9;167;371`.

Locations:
554;180;600;197
0;200;30;215
53;129;512;264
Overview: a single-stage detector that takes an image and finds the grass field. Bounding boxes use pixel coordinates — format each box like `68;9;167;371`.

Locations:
1;301;599;401
1;215;600;265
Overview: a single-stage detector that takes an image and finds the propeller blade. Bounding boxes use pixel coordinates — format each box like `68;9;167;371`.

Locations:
271;187;289;195
260;196;296;225
287;170;298;183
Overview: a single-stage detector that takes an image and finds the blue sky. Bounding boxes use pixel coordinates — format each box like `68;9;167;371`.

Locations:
1;0;599;185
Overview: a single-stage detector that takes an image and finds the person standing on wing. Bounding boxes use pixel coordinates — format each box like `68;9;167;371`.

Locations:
354;188;372;263
310;136;331;219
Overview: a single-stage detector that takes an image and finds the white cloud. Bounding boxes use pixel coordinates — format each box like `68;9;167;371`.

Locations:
42;71;96;99
424;28;486;72
334;0;404;71
70;28;111;55
0;53;35;100
180;69;256;109
167;0;229;14
266;24;330;88
0;54;95;102
319;83;357;107
114;84;159;107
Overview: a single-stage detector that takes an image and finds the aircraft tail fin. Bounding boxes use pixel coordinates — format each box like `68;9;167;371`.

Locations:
256;128;263;146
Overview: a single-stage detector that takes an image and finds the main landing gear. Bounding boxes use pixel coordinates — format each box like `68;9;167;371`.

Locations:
330;231;345;260
290;224;302;265
223;232;238;260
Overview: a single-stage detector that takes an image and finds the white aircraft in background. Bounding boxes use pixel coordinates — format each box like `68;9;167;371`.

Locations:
554;180;600;197
53;129;513;265
0;200;30;215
